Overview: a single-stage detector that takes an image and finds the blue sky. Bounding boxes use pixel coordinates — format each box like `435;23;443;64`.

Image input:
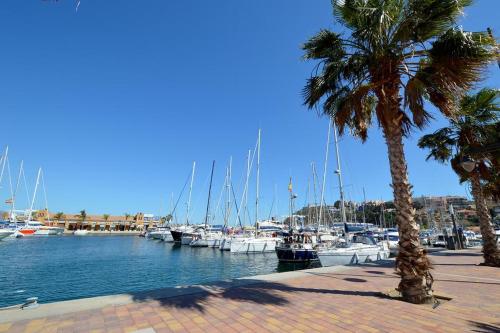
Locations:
0;0;498;223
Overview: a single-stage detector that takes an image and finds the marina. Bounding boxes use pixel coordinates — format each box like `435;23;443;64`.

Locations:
0;235;317;309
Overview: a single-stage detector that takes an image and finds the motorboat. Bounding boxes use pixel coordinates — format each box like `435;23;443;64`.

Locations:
147;225;171;240
73;229;89;236
317;234;390;267
275;233;319;263
0;229;15;240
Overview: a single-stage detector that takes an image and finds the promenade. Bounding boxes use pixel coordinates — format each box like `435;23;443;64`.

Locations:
1;249;498;333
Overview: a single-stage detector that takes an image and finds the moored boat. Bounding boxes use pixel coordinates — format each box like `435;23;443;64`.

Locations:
317;235;389;267
74;229;89;236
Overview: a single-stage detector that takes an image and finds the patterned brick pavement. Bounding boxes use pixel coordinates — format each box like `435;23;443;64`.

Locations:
1;249;499;332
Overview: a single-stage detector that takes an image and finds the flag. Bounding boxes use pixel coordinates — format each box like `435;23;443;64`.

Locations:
5;198;12;204
288;177;292;192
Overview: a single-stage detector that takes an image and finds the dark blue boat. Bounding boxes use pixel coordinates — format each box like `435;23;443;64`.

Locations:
275;234;319;263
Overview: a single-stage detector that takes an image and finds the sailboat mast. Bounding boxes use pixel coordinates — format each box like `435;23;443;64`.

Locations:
186;161;196;226
332;122;347;223
41;169;51;223
317;120;331;233
204;161;216;229
0;146;8;186
28;167;42;222
12;160;24;221
226;157;232;226
362;187;367;224
255;129;261;235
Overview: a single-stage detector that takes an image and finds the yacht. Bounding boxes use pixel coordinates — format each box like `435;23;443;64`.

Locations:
317;234;389;267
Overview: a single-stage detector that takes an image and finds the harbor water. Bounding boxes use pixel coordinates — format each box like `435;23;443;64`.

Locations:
0;236;316;308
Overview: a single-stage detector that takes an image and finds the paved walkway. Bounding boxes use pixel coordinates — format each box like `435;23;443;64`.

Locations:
1;249;499;333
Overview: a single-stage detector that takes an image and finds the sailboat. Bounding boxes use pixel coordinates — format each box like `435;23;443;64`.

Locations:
15;168;64;237
171;162;197;243
275;119;334;263
316;120;389;266
230;130;280;253
190;160;224;247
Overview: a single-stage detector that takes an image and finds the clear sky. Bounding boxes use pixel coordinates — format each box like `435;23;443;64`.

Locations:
0;0;498;223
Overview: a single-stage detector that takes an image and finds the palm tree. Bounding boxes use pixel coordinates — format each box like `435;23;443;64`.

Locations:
302;0;496;303
124;213;131;221
103;214;110;222
54;212;65;221
78;210;87;222
418;88;500;266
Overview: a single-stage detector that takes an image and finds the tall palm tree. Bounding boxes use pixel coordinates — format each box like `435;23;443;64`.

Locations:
302;0;496;303
103;214;110;222
124;213;131;221
419;88;500;266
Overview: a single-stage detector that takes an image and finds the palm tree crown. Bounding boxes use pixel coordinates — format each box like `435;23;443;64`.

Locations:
303;0;496;139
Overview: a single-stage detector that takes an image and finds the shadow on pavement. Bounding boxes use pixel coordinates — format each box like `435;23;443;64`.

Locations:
469;321;500;333
130;278;390;312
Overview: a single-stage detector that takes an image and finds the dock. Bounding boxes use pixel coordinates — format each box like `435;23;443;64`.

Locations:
0;248;498;332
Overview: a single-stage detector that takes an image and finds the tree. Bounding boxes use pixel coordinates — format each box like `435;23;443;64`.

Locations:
124;213;131;221
103;214;110;222
302;0;496;303
419;88;500;266
78;210;87;222
54;212;65;221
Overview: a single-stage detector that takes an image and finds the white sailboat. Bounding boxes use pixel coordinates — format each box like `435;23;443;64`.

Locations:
316;120;388;266
171;162;196;243
230;130;279;253
15;168;63;237
190;160;220;247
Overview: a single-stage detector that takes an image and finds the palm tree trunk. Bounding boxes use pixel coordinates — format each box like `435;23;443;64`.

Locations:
385;127;434;304
470;173;500;266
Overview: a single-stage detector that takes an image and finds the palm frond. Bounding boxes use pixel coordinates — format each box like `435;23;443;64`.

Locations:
394;0;472;43
418;127;456;162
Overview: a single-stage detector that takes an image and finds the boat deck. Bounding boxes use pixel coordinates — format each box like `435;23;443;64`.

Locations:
0;248;498;332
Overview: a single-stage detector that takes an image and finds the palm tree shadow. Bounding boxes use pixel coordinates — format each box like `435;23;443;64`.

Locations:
130;279;390;313
468;321;500;333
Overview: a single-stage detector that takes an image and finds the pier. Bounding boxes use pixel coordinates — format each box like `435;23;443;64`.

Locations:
0;248;498;332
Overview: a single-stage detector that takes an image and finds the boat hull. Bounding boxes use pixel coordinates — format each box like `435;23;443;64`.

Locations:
275;246;319;263
318;246;389;267
170;230;184;242
35;227;64;236
230;237;278;253
162;232;174;242
181;235;194;245
0;231;14;240
219;237;231;251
